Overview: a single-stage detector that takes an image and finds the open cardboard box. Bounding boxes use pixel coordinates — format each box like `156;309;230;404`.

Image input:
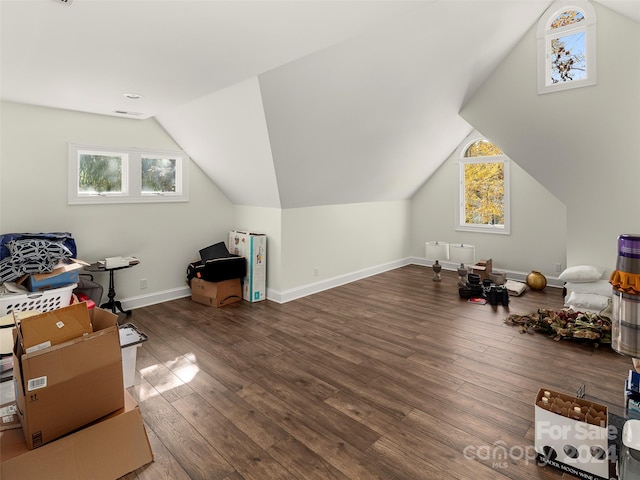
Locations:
18;302;93;353
13;303;124;449
1;389;153;479
534;388;609;480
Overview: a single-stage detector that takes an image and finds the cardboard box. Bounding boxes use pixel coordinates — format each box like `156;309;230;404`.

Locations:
18;259;86;292
18;302;93;353
191;278;242;307
22;269;79;292
1;390;153;479
534;388;609;480
0;402;20;431
472;258;493;281
13;304;124;449
228;230;267;302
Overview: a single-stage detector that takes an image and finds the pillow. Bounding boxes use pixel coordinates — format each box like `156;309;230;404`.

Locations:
564;280;612;297
558;265;606;283
565;292;611;312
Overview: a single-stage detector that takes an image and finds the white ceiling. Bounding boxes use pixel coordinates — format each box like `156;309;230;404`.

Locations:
2;0;639;208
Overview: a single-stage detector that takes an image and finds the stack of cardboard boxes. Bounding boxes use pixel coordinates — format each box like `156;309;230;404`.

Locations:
0;302;153;479
188;232;267;307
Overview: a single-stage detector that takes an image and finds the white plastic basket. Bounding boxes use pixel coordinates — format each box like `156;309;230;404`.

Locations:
0;283;77;316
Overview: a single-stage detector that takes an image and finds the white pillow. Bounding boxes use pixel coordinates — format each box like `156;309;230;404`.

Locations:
558;265;606;283
564;280;612;297
565;292;611;312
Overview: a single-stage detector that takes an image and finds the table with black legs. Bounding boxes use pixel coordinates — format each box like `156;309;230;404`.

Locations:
84;259;140;317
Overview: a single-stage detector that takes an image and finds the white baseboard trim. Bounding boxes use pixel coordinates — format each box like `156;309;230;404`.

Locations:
269;258;412;304
120;258;564;309
120;285;191;311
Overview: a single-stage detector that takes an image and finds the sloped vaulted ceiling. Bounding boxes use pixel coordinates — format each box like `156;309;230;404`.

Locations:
157;0;554;209
257;1;551;208
3;1;639;209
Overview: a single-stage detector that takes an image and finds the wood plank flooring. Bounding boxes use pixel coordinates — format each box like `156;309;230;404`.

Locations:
120;265;630;480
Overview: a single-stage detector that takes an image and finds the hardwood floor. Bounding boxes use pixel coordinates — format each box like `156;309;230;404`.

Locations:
120;265;630;480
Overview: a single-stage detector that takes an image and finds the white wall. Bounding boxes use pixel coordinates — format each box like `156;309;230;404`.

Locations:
411;130;567;279
156;77;281;208
1;101;235;307
459;3;640;270
279;201;410;301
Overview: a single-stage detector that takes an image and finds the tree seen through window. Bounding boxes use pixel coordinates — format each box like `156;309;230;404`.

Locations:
461;140;505;228
79;153;124;193
141;157;177;193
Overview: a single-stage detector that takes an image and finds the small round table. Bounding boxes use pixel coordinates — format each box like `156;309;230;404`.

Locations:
85;259;140;316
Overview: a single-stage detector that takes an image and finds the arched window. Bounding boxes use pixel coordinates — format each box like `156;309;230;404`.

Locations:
456;138;510;234
537;0;597;94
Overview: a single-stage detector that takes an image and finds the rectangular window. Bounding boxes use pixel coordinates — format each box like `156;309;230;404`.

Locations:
456;158;510;234
78;150;128;196
550;31;586;84
141;156;179;195
68;143;189;204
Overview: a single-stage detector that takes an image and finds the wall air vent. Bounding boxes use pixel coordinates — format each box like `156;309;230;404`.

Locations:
114;111;143;117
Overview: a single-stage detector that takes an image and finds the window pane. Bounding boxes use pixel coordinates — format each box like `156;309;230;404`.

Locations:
141;157;177;193
550;31;586;84
78;153;123;193
464;140;503;157
463;162;504;226
550;10;584;29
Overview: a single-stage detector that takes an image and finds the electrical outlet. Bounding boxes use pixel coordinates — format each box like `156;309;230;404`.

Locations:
140;278;147;289
555;263;562;273
313;267;319;277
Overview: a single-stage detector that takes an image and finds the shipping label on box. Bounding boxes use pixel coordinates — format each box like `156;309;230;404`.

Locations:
228;230;266;302
0;402;20;432
534;388;610;480
13;304;124;449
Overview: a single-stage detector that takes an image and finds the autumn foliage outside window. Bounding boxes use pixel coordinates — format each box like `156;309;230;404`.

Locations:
549;10;586;84
537;0;596;94
457;139;510;234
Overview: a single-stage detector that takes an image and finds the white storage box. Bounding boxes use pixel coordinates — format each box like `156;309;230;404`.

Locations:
119;323;148;388
228;230;266;302
0;283;76;316
534;388;609;480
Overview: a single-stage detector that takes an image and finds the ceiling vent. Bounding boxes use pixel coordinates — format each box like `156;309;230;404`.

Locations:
114;110;144;117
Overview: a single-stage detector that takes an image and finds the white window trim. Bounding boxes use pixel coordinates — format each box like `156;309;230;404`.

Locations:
537;0;597;94
68;143;189;205
455;139;511;235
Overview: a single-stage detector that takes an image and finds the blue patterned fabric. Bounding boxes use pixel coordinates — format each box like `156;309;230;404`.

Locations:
0;232;76;260
0;233;76;282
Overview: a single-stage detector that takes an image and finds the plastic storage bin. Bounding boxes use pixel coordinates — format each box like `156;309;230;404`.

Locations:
0;283;76;316
119;323;148;388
